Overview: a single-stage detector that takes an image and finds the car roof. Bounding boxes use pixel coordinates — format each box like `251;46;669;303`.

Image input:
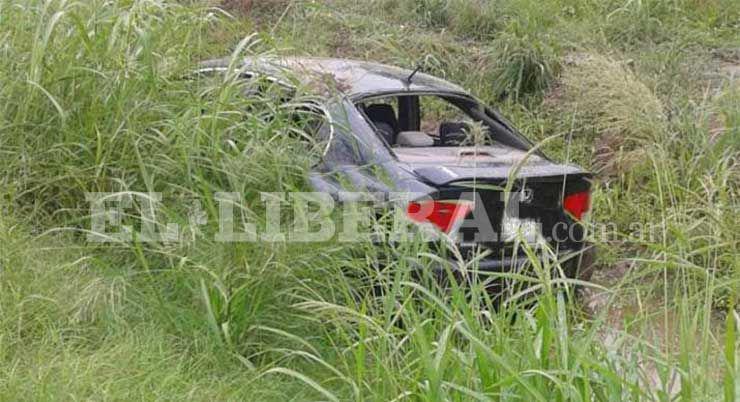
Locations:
198;56;466;98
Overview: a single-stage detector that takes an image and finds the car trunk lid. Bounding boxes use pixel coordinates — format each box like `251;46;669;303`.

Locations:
394;145;585;186
397;145;591;254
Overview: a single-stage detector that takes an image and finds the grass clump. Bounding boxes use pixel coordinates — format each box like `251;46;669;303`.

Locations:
407;0;501;39
487;28;562;101
483;0;564;101
546;53;668;178
558;53;667;145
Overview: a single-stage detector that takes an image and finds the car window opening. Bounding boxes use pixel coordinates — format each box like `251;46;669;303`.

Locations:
357;94;510;150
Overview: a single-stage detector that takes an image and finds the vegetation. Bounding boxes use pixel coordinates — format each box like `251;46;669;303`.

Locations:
0;0;738;400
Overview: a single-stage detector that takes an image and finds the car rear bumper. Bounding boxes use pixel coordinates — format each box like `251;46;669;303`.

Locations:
428;244;596;282
473;244;595;279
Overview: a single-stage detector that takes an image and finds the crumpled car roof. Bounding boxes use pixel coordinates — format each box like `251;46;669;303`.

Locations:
198;56;466;97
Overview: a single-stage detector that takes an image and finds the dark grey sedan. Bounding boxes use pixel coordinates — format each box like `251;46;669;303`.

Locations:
196;56;595;283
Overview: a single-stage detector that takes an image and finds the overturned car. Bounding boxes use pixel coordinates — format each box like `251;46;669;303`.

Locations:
196;56;595;284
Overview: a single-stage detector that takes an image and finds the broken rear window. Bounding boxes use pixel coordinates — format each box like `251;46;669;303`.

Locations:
356;93;505;150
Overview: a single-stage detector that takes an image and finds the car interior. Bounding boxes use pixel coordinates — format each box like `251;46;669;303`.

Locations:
357;94;497;148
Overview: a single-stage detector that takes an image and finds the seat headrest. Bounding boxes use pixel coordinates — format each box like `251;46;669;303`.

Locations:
396;131;434;147
365;104;399;133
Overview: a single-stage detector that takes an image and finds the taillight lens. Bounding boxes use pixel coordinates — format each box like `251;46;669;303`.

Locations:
563;191;590;220
407;200;473;233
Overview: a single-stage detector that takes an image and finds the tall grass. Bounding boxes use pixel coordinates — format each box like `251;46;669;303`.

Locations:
1;0;738;400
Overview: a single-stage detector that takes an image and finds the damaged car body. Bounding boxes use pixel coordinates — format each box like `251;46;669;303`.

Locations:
196;56;595;287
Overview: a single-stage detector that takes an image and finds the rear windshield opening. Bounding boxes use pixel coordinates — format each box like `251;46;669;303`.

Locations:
356;93;514;150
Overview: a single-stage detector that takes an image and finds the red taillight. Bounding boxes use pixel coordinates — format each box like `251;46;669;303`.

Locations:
407;200;473;233
563;191;590;220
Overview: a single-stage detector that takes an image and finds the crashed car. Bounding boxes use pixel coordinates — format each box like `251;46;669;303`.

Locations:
197;56;595;285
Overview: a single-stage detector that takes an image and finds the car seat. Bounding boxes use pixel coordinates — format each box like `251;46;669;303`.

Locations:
365;104;399;145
